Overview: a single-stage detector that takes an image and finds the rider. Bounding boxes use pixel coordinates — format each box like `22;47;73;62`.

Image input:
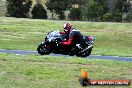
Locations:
60;23;83;48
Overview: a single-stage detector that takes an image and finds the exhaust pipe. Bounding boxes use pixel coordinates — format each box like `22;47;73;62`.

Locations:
79;45;93;54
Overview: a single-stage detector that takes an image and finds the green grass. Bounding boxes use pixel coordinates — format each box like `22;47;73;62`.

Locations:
0;17;132;57
0;53;131;88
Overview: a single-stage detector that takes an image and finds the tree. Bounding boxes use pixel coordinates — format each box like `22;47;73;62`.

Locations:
114;0;131;12
45;0;55;19
102;13;113;22
87;0;108;21
46;0;69;20
123;12;132;22
69;0;89;20
69;7;82;20
31;3;47;19
6;0;32;18
114;0;131;21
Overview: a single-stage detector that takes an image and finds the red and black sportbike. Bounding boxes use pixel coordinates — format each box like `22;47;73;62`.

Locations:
37;31;95;57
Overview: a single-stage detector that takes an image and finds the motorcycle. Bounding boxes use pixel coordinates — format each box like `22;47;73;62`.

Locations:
37;30;95;57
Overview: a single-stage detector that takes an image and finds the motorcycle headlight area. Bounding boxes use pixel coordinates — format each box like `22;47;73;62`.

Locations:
48;38;55;42
46;31;60;39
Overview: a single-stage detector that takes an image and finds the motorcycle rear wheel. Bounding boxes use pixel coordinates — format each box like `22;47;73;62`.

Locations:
79;48;92;57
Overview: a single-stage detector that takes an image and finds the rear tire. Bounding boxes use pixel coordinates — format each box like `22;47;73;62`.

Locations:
37;43;51;55
87;48;92;56
79;48;92;57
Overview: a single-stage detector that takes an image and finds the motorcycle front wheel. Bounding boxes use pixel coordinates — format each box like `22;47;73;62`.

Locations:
37;43;52;55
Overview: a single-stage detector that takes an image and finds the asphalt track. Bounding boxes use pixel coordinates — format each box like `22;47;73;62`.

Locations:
0;49;132;62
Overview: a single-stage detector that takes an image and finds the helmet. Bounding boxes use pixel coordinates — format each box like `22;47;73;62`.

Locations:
63;23;72;33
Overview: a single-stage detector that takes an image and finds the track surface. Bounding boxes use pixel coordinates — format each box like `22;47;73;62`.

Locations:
0;49;132;62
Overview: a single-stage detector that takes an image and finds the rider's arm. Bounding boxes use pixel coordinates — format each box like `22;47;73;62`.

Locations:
60;32;66;34
61;36;74;45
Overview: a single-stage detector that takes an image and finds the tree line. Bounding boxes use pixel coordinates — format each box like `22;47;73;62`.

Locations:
6;0;132;22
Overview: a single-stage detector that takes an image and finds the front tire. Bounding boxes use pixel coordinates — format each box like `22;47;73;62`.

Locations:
37;43;51;55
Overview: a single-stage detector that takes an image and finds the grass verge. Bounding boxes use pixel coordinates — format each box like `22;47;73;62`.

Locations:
0;53;131;88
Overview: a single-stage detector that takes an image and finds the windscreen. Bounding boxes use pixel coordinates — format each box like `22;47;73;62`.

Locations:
46;31;60;38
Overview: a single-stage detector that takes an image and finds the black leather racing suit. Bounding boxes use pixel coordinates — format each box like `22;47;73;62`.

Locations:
61;29;83;47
